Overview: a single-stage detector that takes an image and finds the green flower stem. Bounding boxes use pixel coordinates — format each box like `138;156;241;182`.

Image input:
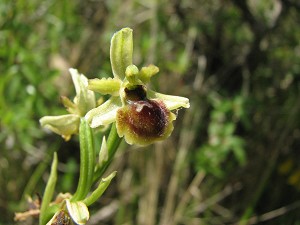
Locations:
39;153;58;225
72;118;95;201
83;171;117;206
93;123;122;182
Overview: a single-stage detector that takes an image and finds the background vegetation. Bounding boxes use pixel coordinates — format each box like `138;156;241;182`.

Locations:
1;0;300;224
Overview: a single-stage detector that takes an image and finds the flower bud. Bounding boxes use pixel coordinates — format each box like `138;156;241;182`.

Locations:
46;210;73;225
66;200;89;225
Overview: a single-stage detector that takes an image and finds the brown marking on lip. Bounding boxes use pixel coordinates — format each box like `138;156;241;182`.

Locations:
119;100;168;138
116;99;174;146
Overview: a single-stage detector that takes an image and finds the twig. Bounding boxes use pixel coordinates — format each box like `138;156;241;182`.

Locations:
195;183;242;214
14;209;40;221
173;171;205;224
236;201;300;225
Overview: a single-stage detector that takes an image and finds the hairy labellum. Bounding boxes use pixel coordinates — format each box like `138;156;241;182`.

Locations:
116;99;175;146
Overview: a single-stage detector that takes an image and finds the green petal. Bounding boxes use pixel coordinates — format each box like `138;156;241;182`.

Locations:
85;97;122;128
69;68;96;116
147;89;190;111
66;200;89;225
88;77;121;96
138;65;159;83
40;114;80;141
110;28;133;78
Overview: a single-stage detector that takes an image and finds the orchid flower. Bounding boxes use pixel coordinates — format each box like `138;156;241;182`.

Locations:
85;28;190;146
40;69;96;141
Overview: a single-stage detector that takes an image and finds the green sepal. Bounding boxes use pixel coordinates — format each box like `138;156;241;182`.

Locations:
110;28;133;78
147;89;190;110
69;68;96;117
40;114;80;141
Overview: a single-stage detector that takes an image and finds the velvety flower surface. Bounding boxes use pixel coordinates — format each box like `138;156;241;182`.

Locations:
85;28;190;146
40;69;96;140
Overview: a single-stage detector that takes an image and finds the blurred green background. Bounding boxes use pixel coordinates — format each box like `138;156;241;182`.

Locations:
1;0;300;224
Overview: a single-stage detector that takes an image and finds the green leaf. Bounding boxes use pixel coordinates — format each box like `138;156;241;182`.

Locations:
71;118;95;201
39;153;58;225
98;136;108;167
110;28;133;78
93;123;122;182
83;171;117;206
